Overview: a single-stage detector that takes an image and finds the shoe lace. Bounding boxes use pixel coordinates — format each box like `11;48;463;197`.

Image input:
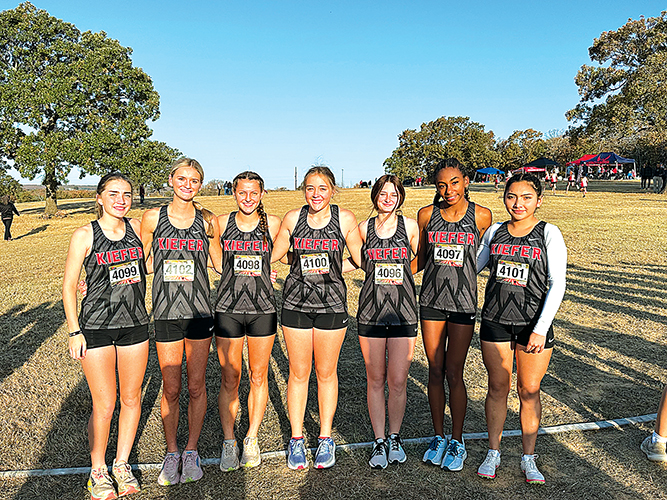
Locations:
290;440;305;458
163;453;179;471
223;443;237;460
318;439;332;455
522;455;539;473
371;441;386;457
182;452;198;469
449;441;465;458
113;461;131;480
483;450;499;466
428;437;442;451
91;467;112;485
389;436;402;452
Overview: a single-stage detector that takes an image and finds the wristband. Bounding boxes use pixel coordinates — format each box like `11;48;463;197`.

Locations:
69;330;82;337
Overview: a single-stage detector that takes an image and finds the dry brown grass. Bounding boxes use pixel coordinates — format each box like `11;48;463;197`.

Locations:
2;180;667;499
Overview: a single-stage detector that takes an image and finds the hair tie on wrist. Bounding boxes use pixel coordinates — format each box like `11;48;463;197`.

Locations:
69;330;82;337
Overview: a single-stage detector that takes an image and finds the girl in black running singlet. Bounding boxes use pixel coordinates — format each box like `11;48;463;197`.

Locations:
63;172;148;495
414;158;492;470
141;157;222;484
476;172;567;483
271;166;363;470
347;175;420;468
214;171;282;470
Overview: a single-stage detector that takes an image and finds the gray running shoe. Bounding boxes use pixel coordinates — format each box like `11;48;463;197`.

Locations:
88;466;117;500
314;437;336;469
240;436;261;468
220;439;240;472
477;449;501;479
157;452;180;486
521;454;545;484
641;435;667;462
387;434;407;464
180;450;203;483
111;459;140;496
287;437;308;470
368;438;388;469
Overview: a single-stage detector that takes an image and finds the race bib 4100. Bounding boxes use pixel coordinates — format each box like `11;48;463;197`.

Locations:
434;244;464;267
234;255;262;276
374;263;404;285
163;259;195;282
109;260;140;287
300;253;330;275
496;260;529;287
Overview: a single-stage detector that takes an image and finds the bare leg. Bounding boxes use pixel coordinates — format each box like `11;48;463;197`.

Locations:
421;319;447;436
156;340;184;453
81;346;117;469
386;336;416;435
481;341;514;450
184;337;212;451
217;337;244;440
283;327;313;438
444;323;474;441
516;346;552;455
313;328;346;437
656;386;667;437
246;335;276;437
359;337;388;439
115;340;149;462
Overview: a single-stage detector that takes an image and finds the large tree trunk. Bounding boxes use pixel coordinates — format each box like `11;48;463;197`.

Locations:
43;167;58;216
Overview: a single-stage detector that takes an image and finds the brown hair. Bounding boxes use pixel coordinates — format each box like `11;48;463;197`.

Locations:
432;157;470;205
302;165;336;194
233;171;269;243
370;175;405;212
95;172;133;219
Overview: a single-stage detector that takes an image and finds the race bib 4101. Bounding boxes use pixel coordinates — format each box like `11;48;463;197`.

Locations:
496;260;529;287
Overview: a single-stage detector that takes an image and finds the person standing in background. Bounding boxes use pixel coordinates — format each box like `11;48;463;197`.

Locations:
0;195;20;241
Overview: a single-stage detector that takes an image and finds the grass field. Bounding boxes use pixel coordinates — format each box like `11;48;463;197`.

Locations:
2;180;667;499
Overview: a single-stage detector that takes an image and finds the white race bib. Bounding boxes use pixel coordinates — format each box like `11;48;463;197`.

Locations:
109;260;140;287
434;244;464;267
234;255;262;276
163;259;195;282
374;263;404;285
300;253;330;275
496;260;529;287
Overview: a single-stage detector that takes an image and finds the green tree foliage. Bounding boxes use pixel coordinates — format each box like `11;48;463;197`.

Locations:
384;116;499;181
0;3;169;214
0;171;21;198
495;129;546;171
126;140;180;192
566;11;667;163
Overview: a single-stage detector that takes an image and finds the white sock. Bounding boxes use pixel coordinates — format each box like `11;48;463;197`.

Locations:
652;431;667;444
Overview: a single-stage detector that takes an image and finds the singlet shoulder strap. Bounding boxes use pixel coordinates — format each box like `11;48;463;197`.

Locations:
124;217;138;240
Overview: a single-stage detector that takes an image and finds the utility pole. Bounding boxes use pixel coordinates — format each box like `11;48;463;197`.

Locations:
341;169;344;188
294;167;297;191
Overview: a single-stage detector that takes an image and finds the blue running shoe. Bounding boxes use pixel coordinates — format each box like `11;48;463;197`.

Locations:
422;435;447;465
314;437;336;469
287;438;308;470
441;438;467;471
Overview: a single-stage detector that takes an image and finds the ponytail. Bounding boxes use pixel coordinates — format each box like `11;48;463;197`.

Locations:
193;201;216;238
256;201;269;244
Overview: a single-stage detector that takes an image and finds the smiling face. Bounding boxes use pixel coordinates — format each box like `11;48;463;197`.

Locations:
435;166;469;207
504;180;543;221
169;166;202;201
304;173;333;211
234;178;264;215
97;179;132;218
375;182;400;214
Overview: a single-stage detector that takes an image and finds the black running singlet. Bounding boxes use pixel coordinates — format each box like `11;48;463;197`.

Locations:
152;205;212;320
282;205;347;314
420;202;479;313
357;216;417;326
481;221;549;325
215;212;276;314
79;219;148;330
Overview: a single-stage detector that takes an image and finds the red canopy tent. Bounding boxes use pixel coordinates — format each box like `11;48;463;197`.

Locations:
567;154;596;166
512;166;546;175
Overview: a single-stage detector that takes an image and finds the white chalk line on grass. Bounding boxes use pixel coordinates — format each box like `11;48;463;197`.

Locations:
1;413;657;479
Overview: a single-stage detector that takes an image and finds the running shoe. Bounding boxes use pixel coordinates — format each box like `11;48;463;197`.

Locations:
314;437;336;469
477;449;501;479
220;439;240;472
641;435;667;462
387;433;407;464
442;438;467;471
521;454;545;484
287;437;308;470
180;450;203;483
157;452;180;486
111;460;140;496
368;439;388;469
422;435;447;465
88;466;117;500
241;436;262;468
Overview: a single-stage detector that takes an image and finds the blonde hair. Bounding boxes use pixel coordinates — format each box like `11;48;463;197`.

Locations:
302;165;336;194
169;157;214;238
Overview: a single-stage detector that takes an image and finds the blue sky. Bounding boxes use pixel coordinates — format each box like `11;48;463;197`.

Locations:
6;1;666;188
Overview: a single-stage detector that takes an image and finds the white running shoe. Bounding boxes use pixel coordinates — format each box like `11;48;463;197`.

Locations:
241;436;262;468
220;439;240;471
387;434;407;464
368;438;388;469
422;435;447;465
477;449;501;479
521;454;545;484
180;450;203;483
641;435;667;462
157;452;180;486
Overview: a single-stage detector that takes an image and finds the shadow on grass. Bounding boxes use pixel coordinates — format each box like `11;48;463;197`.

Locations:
12;224;49;240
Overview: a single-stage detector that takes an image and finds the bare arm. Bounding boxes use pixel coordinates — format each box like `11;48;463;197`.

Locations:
343;219;367;273
271;209;299;263
340;208;362;267
412;205;432;275
140;208;160;275
62;225;93;360
207;216;223;274
475;204;493;240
